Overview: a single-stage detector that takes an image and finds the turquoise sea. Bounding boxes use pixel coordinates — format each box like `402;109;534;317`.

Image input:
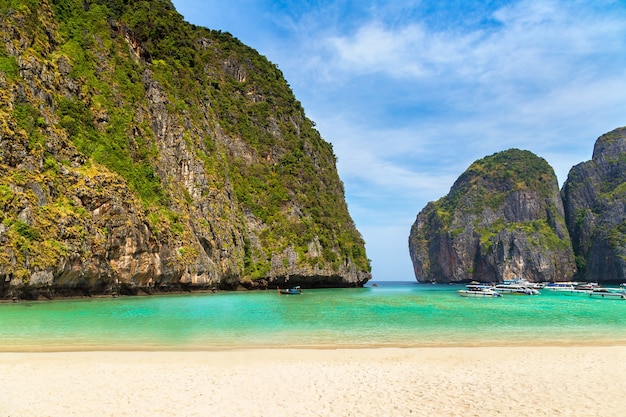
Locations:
1;281;625;351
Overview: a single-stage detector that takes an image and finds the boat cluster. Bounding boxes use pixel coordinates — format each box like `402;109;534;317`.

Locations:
457;279;626;299
543;281;626;299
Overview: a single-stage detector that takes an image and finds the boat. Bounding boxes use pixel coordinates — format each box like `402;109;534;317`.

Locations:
493;281;540;295
278;286;302;295
571;282;600;293
504;278;545;289
544;282;577;292
588;287;626;299
457;283;502;298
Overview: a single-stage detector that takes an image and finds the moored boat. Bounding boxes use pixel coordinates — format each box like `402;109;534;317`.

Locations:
588;287;626;299
571;282;600;294
278;286;302;295
493;282;540;295
457;284;502;298
544;282;577;292
504;278;544;289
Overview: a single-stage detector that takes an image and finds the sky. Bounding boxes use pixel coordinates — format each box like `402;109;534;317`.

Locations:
171;0;626;281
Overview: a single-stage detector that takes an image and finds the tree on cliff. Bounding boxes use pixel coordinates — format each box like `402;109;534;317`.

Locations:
409;149;576;283
0;0;370;299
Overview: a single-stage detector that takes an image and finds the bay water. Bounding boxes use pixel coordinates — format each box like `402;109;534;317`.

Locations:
1;281;625;351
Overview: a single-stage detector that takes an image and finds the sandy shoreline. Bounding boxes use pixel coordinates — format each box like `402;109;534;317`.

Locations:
1;346;624;417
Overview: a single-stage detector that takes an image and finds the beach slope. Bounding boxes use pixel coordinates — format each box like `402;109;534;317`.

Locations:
0;346;624;416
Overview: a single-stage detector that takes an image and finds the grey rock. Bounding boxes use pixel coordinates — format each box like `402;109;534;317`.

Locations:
409;149;576;283
561;127;626;284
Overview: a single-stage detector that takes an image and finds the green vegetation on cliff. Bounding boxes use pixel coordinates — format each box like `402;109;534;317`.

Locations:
441;149;556;223
0;0;369;296
562;127;626;283
409;148;575;283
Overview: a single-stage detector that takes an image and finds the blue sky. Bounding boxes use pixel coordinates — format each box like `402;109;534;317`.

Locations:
171;0;626;281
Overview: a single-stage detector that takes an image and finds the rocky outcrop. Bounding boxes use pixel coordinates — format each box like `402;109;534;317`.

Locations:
561;127;626;284
0;0;370;299
409;149;576;283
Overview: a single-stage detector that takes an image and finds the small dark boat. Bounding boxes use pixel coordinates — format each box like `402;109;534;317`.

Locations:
278;286;302;295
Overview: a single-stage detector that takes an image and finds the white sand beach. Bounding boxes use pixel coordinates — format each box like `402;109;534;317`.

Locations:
1;346;624;417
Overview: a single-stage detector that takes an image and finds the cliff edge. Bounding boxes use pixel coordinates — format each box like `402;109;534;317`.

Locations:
409;149;576;283
562;127;626;284
0;0;370;299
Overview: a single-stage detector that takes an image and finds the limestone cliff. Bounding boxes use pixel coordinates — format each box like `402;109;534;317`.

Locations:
561;127;626;284
409;149;576;283
0;0;370;299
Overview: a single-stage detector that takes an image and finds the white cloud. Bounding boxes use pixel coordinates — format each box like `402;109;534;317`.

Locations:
310;0;626;184
174;0;626;281
314;114;459;200
327;23;430;78
322;0;626;98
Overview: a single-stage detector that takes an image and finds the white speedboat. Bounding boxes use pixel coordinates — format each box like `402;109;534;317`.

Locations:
457;284;502;298
494;282;540;295
544;282;577;292
571;282;600;293
588;287;626;299
504;278;544;289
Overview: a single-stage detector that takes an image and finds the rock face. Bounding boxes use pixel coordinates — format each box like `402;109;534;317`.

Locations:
561;127;626;284
409;149;576;283
0;0;370;299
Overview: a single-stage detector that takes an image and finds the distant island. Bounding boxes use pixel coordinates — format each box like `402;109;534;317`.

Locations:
0;0;370;300
409;127;626;285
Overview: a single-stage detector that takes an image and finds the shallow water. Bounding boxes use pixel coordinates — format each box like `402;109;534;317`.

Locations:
1;281;625;350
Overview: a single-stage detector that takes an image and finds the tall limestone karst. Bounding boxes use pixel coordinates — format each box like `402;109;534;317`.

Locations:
409;149;576;283
561;127;626;284
0;0;370;299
